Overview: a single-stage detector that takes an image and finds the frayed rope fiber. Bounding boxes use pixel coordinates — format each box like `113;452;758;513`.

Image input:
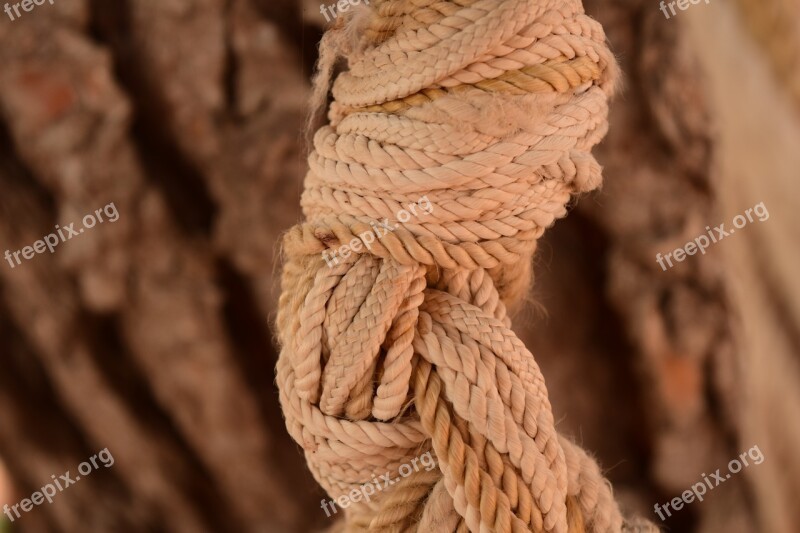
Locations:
277;0;658;531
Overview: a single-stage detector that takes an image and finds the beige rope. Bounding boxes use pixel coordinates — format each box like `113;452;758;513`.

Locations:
277;1;657;531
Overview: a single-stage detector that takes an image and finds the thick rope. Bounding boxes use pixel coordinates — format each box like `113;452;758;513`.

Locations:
278;1;657;531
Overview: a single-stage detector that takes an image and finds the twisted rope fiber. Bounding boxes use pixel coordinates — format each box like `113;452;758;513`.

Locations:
277;0;658;531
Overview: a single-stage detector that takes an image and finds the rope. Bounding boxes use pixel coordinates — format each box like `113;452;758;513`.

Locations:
277;1;657;531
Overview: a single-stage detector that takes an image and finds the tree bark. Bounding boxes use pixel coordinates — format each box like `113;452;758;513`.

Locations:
0;1;797;532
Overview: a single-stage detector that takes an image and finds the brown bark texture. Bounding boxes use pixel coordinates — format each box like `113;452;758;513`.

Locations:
0;1;797;532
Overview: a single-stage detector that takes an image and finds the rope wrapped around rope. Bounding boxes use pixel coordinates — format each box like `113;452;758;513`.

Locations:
277;0;658;531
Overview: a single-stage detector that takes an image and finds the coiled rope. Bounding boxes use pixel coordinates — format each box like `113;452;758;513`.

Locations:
277;1;657;531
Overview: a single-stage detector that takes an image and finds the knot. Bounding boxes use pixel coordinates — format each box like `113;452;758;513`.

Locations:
277;1;655;531
288;0;617;305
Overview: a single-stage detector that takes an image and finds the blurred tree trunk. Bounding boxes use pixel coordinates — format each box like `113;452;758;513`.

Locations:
0;1;797;532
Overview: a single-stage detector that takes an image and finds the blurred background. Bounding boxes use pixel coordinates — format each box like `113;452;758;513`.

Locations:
0;0;798;532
